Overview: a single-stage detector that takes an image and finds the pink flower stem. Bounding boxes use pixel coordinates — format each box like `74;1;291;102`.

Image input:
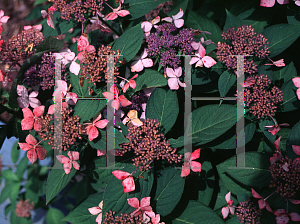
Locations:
269;115;277;125
104;2;114;10
264;191;276;200
115;75;129;82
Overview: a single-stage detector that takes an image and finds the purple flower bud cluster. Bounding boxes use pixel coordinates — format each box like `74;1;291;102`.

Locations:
103;210;144;223
216;25;269;74
146;23;196;68
244;74;283;119
121;90;149;112
235;199;262;224
23;64;40;87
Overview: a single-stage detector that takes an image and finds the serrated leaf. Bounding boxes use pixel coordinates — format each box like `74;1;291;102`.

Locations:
154;167;185;216
279;79;300;112
46;167;76;204
262;24;300;58
185;11;222;43
46;207;66;224
218;71;236;98
62;192;103;223
185;104;237;145
145;88;179;135
112;23;143;62
126;0;169;20
217;152;272;188
167;201;224;224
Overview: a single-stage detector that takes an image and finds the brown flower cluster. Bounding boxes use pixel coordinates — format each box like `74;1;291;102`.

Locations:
37;107;82;151
119;118;183;171
269;156;300;200
53;0;107;23
235;199;262;224
15;199;34;218
0;28;44;66
80;45;122;84
103;210;144;224
244;74;283;118
216;25;269;74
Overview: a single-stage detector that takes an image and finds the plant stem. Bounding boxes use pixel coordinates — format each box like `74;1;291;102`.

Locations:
118;17;124;34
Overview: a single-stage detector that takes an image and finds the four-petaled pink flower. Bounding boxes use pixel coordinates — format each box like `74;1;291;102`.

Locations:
77;35;96;63
104;3;130;21
189;44;216;68
221;192;235;219
162;9;184;28
83;113;109;141
264;123;289;136
56;151;80;175
122;74;138;93
88;201;103;224
251;188;272;212
18;134;47;164
152;214;165;224
274;209;300;224
21;106;45;131
131;49;153;72
166;67;186;90
112;170;135;193
17;85;41;109
102;85;132;110
0;10;10;26
127;197;154;220
24;24;42;31
265;58;285;67
181;148;201;177
141;16;160;36
292;77;300;100
41;7;55;29
260;0;288;7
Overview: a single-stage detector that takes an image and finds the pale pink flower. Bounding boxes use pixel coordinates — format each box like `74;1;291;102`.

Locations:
221;192;235;219
260;0;289;7
189;44;216;68
56;151;80;175
162;9;184;28
141;16;160;36
166;67;186;90
274;209;300;224
17;85;41;108
104;3;130;21
102;85;132;110
265;58;285;67
131;49;153;72
88;201;103;224
24;24;42;31
0;10;10;26
127;197;154;221
292;77;300;100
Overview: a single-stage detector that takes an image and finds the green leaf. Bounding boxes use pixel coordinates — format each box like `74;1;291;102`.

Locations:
46;207;66;224
223;9;244;31
34;0;47;5
10;212;33;224
4;204;13;216
102;167;154;216
0;183;14;204
10;183;21;206
16;155;29;179
154;167;185;216
217;152;272;188
273;61;297;84
1;169;20;181
58;20;74;35
145;87;179;135
262;24;300;58
11;141;20;163
185;11;222;44
132;69;168;95
74;100;107;123
197;161;215;206
63;192;103;223
167;200;225;224
46;167;76;204
286;120;300;160
112;23;143;62
126;0;169;20
287;8;300;25
35;36;65;54
185;104;237;145
167;0;189;17
279;79;300;112
218;71;236;98
25;176;40;205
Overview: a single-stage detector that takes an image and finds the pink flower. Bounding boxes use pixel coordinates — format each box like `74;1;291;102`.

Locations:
131;49;153;72
83;113;108;141
241;76;256;87
112;170;135;193
265;58;285;67
122;110;143;127
152;214;165;224
21;106;45;131
122;74;138;93
127;197;153;219
181;148;201;177
56;151;80;175
76;35;96;63
0;70;5;82
53;48;76;65
271;136;283;164
24;24;42;31
88;201;103;224
18;134;47;164
292;77;300;100
104;3;130;21
251;188;272;212
162;9;184;28
17;85;41;109
292;145;300;164
41;9;55;29
274;209;300;224
189;44;216;68
52;80;78;105
0;10;10;26
264;123;289;135
166;67;186;90
141;16;160;36
221;192;235;219
102;85;132;110
260;0;289;7
295;0;300;6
